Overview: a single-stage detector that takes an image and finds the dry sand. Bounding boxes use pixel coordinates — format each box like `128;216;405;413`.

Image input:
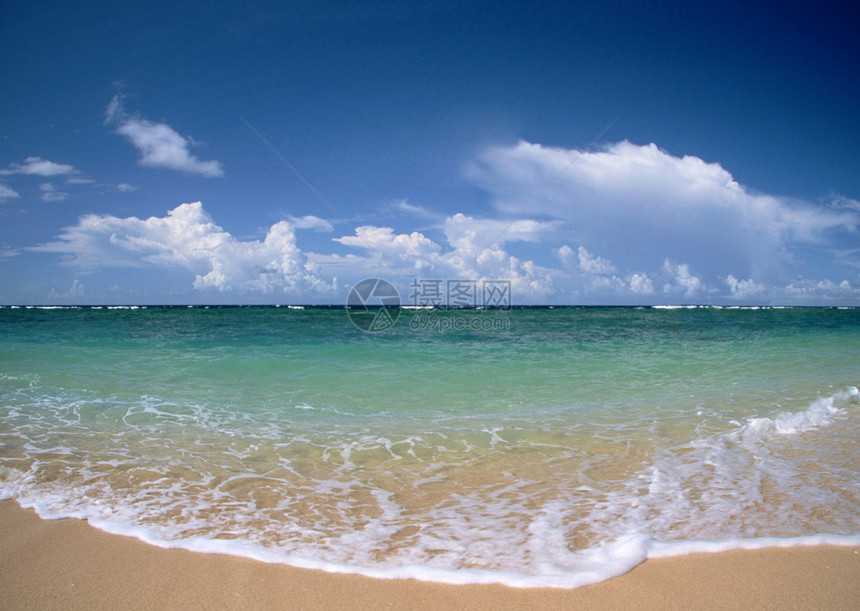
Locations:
1;500;858;610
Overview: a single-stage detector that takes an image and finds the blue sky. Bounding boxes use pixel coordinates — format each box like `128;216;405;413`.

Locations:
1;0;858;305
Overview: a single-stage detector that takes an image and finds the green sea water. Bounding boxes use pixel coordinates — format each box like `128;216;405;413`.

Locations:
1;306;858;587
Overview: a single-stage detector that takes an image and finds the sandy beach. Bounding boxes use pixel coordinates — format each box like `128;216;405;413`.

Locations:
0;500;857;610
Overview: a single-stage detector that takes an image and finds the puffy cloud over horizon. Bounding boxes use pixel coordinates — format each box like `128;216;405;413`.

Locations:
30;202;325;294
467;140;860;289
17;139;860;305
105;96;224;178
330;213;563;299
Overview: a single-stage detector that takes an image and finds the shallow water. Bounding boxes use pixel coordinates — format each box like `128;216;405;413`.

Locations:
1;306;858;587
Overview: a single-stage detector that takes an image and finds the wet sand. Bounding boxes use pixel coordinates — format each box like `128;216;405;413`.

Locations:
1;500;858;610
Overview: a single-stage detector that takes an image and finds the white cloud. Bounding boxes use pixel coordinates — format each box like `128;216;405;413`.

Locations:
335;225;441;258
577;246;616;275
39;183;69;202
629;273;654;294
832;247;860;271
105;95;123;124
555;244;653;299
390;199;440;220
288;215;333;232
23;138;860;305
663;260;704;297
117;183;138;192
0;156;79;176
466;140;860;287
116;119;224;177
0;184;20;200
31;202;326;294
106;96;224;177
726;275;765;299
48;279;84;301
828;195;860;212
331;214;562;300
440;214;562;296
779;278;860;304
442;213;560;256
555;244;576;266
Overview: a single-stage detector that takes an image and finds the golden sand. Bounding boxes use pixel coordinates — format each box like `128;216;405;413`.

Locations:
1;500;857;610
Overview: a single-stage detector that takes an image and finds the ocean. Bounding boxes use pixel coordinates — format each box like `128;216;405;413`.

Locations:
1;305;858;588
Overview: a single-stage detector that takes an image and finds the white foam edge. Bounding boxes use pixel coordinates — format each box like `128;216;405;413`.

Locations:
4;492;646;588
7;493;859;589
649;533;860;558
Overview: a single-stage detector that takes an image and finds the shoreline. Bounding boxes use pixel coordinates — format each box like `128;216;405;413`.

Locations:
1;500;858;610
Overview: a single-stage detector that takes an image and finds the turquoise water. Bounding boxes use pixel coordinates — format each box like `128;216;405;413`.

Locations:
1;305;858;587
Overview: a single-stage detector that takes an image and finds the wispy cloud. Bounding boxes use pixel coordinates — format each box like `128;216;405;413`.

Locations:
288;215;333;232
0;156;79;177
389;199;441;220
39;183;69;202
106;95;224;177
0;184;20;200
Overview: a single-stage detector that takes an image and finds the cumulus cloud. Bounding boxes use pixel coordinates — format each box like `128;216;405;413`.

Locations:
0;156;79;176
31;202;325;293
577;246;616;275
778;278;858;304
48;279;84;300
663;260;704;297
554;244;653;300
726;275;765;299
555;244;576;266
332;213;555;275
24;138;860;305
629;273;654;295
106;96;224;177
335;225;440;258
444;213;560;251
0;184;20;200
29;199;559;302
467;140;860;288
331;214;563;299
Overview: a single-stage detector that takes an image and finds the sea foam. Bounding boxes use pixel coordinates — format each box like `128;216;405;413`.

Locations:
2;388;857;589
1;307;858;589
